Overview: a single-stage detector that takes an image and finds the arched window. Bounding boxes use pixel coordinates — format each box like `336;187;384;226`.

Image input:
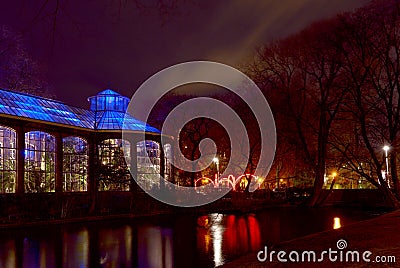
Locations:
137;140;160;190
98;139;130;191
0;125;16;193
24;131;56;193
164;144;172;181
63;136;88;192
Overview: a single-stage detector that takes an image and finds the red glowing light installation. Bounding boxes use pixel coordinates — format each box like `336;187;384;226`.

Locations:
194;174;259;191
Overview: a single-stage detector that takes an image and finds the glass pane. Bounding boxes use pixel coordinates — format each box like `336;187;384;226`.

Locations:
137;140;161;191
98;139;130;191
24;131;56;193
0;125;17;193
63;136;88;192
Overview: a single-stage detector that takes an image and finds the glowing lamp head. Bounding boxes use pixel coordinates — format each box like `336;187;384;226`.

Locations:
332;172;337;177
383;145;390;152
333;217;341;229
213;157;219;164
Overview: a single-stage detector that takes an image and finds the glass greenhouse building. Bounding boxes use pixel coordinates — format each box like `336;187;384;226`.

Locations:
0;88;173;196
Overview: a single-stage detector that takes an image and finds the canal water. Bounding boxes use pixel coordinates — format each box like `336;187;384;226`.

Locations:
0;207;383;268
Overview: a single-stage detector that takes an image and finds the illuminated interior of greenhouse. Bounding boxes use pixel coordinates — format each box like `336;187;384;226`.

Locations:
0;88;173;195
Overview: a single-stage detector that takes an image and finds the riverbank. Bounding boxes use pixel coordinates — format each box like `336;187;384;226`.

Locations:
0;189;390;229
0;195;287;229
221;209;400;267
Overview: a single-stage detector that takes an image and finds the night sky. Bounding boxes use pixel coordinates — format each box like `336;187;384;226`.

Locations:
0;0;368;108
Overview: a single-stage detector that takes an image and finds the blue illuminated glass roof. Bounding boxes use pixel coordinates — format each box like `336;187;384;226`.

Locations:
96;111;160;133
96;89;121;96
0;88;160;133
88;88;130;113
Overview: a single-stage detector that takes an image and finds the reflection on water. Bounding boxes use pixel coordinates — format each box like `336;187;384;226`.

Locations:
23;235;56;267
138;226;173;268
63;228;89;268
0;240;15;268
197;213;263;267
0;208;380;268
210;214;223;266
99;225;132;267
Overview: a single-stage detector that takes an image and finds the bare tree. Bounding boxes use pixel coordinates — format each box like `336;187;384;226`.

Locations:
0;25;52;97
330;0;400;208
248;18;346;206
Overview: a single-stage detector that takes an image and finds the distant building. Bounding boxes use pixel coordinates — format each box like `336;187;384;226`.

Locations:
0;88;172;194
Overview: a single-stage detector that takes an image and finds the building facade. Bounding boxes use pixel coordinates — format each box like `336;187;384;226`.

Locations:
0;88;173;197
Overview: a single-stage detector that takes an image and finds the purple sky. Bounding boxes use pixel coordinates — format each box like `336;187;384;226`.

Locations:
0;0;368;108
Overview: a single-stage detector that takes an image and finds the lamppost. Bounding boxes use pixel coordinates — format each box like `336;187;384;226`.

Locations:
213;157;220;181
383;145;390;186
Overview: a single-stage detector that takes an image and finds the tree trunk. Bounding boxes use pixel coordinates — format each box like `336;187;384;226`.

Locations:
309;165;325;207
310;109;328;207
190;172;196;187
379;184;400;209
190;151;197;187
317;178;336;206
376;171;400;209
390;152;399;197
244;174;252;192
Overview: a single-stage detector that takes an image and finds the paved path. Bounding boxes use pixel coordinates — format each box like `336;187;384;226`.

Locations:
221;209;400;267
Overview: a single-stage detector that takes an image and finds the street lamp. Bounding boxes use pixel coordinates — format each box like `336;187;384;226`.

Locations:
383;145;390;186
213;157;220;181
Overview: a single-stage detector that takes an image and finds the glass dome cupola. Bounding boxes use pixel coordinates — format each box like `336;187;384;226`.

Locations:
88;89;130;113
